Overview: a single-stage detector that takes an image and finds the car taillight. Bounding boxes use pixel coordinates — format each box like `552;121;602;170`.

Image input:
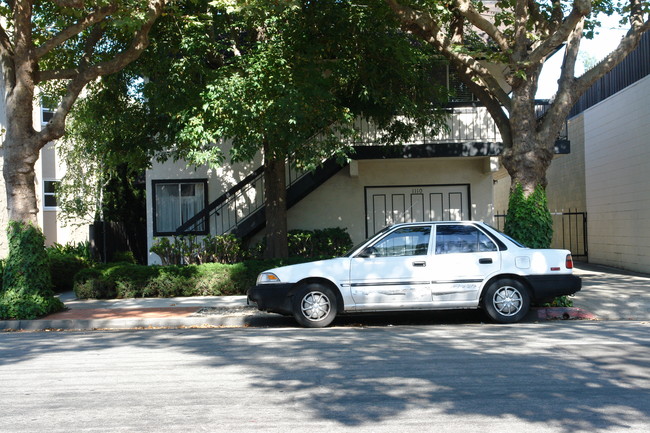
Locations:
566;254;574;269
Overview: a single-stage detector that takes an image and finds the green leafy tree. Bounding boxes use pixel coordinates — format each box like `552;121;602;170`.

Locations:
62;0;449;258
387;0;649;244
0;1;169;305
175;0;448;257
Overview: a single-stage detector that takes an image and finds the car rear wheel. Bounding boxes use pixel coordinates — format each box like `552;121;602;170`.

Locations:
482;278;530;324
292;283;338;328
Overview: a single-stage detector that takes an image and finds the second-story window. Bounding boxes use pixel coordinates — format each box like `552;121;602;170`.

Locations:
43;180;59;209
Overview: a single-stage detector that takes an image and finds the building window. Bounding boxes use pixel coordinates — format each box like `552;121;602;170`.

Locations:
43;180;59;209
153;180;208;235
41;101;55;124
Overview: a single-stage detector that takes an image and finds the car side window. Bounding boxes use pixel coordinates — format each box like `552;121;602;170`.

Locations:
435;225;498;254
360;226;431;257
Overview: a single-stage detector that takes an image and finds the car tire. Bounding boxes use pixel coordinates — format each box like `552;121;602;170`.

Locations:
292;283;338;328
482;278;530;324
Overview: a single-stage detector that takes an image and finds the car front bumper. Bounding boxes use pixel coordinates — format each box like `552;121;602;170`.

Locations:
525;274;582;301
247;283;294;315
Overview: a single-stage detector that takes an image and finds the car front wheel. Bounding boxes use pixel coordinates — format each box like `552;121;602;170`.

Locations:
482;279;530;324
292;283;338;328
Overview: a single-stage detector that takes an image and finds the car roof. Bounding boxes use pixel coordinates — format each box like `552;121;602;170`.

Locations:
387;221;487;229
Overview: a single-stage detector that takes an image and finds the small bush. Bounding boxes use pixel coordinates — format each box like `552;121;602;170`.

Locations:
111;251;136;264
1;222;64;319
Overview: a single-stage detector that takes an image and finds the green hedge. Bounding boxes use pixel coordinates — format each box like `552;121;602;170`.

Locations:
48;254;92;293
73;258;315;299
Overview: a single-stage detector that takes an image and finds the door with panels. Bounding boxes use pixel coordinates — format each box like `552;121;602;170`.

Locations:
365;185;470;237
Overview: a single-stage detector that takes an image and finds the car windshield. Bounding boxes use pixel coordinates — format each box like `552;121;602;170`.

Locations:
343;225;393;257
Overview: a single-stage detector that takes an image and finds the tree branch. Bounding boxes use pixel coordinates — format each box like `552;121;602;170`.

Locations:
52;0;85;7
527;0;592;66
538;16;584;142
512;0;530;62
0;24;16;93
385;0;511;110
527;0;550;37
39;0;167;142
34;4;118;60
574;21;649;96
0;23;13;58
454;0;509;52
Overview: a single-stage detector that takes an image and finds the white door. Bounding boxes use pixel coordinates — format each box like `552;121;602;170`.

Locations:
428;223;501;306
350;225;434;309
365;185;470;236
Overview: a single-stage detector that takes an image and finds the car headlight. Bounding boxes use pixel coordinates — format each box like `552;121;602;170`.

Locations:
257;272;281;284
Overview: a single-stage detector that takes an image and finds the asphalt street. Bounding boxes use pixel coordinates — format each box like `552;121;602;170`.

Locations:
1;321;649;433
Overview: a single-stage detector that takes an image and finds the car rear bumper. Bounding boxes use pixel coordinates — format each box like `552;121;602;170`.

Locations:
525;274;582;301
247;284;294;315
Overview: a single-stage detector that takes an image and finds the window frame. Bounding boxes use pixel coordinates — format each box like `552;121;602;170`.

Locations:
152;179;209;236
359;225;432;258
42;179;60;211
434;224;498;255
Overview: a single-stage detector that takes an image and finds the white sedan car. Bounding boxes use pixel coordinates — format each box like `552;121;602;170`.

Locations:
248;221;581;327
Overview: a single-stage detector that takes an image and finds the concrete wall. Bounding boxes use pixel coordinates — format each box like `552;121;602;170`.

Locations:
582;74;650;273
546;115;587;213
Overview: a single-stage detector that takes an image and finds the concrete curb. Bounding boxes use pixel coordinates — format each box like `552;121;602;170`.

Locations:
1;307;601;332
0;314;278;332
534;307;599;321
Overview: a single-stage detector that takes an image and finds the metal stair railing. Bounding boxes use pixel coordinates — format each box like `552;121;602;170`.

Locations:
174;160;341;237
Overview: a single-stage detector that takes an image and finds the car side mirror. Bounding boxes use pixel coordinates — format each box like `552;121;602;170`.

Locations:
357;247;377;258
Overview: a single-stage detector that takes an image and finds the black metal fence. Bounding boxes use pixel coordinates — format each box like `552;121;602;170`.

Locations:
493;210;588;259
90;221;148;264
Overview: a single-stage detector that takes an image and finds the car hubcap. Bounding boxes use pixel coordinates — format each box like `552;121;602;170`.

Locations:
301;291;331;321
493;286;523;316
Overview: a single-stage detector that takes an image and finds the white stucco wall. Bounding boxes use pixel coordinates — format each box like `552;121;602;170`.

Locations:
38;141;89;248
582;74;650;273
288;157;496;245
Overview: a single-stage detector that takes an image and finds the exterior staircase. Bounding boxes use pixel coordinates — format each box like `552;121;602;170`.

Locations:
174;157;346;240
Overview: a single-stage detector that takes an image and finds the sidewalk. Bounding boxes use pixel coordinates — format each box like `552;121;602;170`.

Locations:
1;263;649;331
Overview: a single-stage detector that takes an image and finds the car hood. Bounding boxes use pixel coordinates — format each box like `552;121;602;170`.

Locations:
268;257;350;283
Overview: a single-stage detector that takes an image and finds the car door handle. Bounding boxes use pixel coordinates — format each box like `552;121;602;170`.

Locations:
479;258;493;264
412;261;427;267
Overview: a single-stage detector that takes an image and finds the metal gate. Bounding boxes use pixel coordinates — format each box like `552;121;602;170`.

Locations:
493;210;588;260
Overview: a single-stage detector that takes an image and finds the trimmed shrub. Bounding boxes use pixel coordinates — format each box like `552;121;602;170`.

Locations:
112;251;137;264
151;228;352;265
0;221;64;319
73;257;314;299
48;254;91;293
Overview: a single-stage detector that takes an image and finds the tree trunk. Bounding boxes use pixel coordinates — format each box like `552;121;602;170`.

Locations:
263;142;289;259
3;75;43;226
500;82;554;196
2;135;42;226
